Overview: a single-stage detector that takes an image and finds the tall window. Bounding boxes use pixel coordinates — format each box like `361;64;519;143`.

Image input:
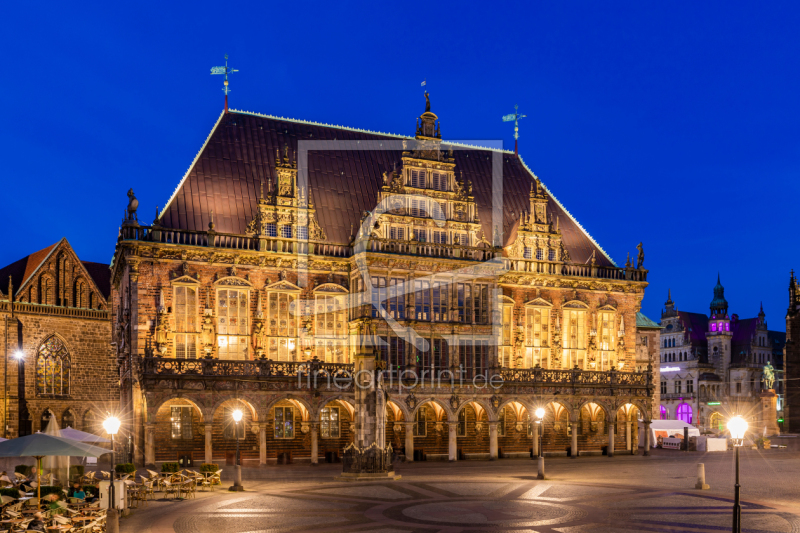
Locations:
500;304;513;367
414;406;427;436
171;406;193;440
388;278;406;319
268;290;298;361
526;307;550;368
459;339;488;379
379;336;406;376
372;277;387;318
314;293;348;363
36;336;70;396
432;171;447;191
674;381;681;394
598;310;615;370
432;338;448;373
432;281;449;322
410;199;426;217
457;407;467;436
217;288;249;360
410;169;426;188
660;381;667;394
455;283;490;323
687;379;694;394
266;223;277;237
523;247;532;259
562;309;587;369
174;286;198;359
320;407;340;438
74;280;86;308
415;280;431;320
274;406;294;439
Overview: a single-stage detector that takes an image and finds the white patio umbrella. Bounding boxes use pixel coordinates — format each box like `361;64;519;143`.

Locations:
43;417;69;486
0;433;110;501
60;427;110;444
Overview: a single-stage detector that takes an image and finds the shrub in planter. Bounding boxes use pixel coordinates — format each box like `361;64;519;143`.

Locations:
38;486;65;499
69;465;85;481
14;465;32;477
161;462;180;473
0;488;20;499
199;463;219;473
115;463;136;474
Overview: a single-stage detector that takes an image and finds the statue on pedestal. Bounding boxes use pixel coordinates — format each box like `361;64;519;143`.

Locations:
763;361;776;390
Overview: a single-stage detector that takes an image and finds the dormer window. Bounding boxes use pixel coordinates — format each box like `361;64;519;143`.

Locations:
432;172;447;191
711;323;717;332
410;169;426;188
410;198;426;217
266;223;277;237
523;247;532;259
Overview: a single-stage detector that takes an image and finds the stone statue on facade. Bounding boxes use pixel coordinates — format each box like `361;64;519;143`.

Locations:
424;91;430;113
126;189;139;222
636;242;645;269
763;361;776;390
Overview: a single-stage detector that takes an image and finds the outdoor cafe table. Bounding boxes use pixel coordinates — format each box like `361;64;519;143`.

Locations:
0;518;25;526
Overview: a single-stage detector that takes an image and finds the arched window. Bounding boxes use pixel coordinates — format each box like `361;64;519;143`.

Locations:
660;405;668;420
62;410;75;429
36;336;70;396
710;412;723;432
39;276;53;305
74;280;86;308
676;403;693;424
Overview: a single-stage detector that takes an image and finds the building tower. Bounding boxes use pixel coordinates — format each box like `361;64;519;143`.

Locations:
662;288;677;319
785;271;800;431
706;274;732;378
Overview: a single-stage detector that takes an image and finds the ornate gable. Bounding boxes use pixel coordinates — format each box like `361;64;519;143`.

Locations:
214;276;253;287
266;280;302;292
525;297;553;308
313;283;349;294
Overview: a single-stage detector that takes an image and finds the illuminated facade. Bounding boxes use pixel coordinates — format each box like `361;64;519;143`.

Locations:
111;100;657;466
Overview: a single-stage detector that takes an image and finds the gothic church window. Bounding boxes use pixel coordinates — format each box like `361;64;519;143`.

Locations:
174;286;198;359
217;288;249;360
36;336;70;396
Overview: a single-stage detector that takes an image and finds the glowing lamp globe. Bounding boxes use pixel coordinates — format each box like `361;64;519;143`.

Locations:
232;409;243;422
103;416;121;436
13;351;23;360
535;408;545;420
727;416;748;440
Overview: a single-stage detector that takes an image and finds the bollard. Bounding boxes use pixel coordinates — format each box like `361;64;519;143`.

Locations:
537;456;545;480
106;508;120;533
695;462;710;490
229;464;244;492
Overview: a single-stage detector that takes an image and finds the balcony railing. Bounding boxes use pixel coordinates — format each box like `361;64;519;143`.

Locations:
141;356;652;390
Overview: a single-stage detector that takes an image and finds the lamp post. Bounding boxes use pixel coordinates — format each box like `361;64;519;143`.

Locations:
229;409;244;491
535;407;545;480
728;415;748;533
102;416;121;533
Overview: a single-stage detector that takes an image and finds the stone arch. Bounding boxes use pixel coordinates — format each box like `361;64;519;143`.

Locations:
497;397;533;418
147;394;208;423
386;399;410;423
576;399;612;420
412;398;453;422
211;397;260;423
61;407;77;429
624;399;651;422
264;395;312;422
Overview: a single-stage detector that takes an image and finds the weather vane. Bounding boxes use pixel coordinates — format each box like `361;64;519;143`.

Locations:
211;54;239;113
502;104;527;156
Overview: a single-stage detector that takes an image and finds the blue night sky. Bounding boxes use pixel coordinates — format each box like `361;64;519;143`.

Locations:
2;1;799;328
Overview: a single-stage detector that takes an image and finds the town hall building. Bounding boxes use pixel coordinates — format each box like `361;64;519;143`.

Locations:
110;97;657;467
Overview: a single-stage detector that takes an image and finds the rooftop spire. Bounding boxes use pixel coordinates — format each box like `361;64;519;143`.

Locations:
502;104;527;156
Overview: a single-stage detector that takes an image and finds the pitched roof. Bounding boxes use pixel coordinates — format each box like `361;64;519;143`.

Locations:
676;311;710;345
636;311;662;329
0;242;59;295
157;109;615;267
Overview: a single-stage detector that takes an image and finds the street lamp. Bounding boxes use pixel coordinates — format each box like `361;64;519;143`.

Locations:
229;409;244;491
728;415;748;533
102;416;121;533
535;407;545;480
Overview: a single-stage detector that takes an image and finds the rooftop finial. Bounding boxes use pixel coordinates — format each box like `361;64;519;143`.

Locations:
502;104;527;156
210;54;239;114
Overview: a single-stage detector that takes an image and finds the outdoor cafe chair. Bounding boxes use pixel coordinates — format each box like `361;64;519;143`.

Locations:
209;469;222;486
99;471;110;480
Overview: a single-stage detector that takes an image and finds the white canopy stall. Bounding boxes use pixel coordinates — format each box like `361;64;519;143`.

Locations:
639;420;700;448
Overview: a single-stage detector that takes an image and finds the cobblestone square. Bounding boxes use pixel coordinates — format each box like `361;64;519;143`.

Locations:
121;450;800;532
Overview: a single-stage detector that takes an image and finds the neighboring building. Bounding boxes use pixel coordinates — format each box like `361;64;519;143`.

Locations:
636;311;663;410
111;99;656;467
658;278;785;434
0;238;118;441
785;271;800;433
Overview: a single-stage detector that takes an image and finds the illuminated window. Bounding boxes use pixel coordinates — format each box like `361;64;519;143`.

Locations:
274;407;294;439
36;336;70;396
174;285;198;359
415;280;431;320
297;226;308;240
320;407;340;438
562;308;587;369
267;289;298;361
171;406;193;440
526;307;550;368
314;292;348;363
217;288;249;360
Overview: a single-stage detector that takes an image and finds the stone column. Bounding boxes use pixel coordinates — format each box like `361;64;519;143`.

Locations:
405;422;415;462
531;420;539;458
626;421;632;452
259;424;267;466
448;422;457;461
310;422;319;465
204;424;213;465
571;416;579;458
144;423;155;467
644;420;651;456
607;414;615;458
489;422;498;460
